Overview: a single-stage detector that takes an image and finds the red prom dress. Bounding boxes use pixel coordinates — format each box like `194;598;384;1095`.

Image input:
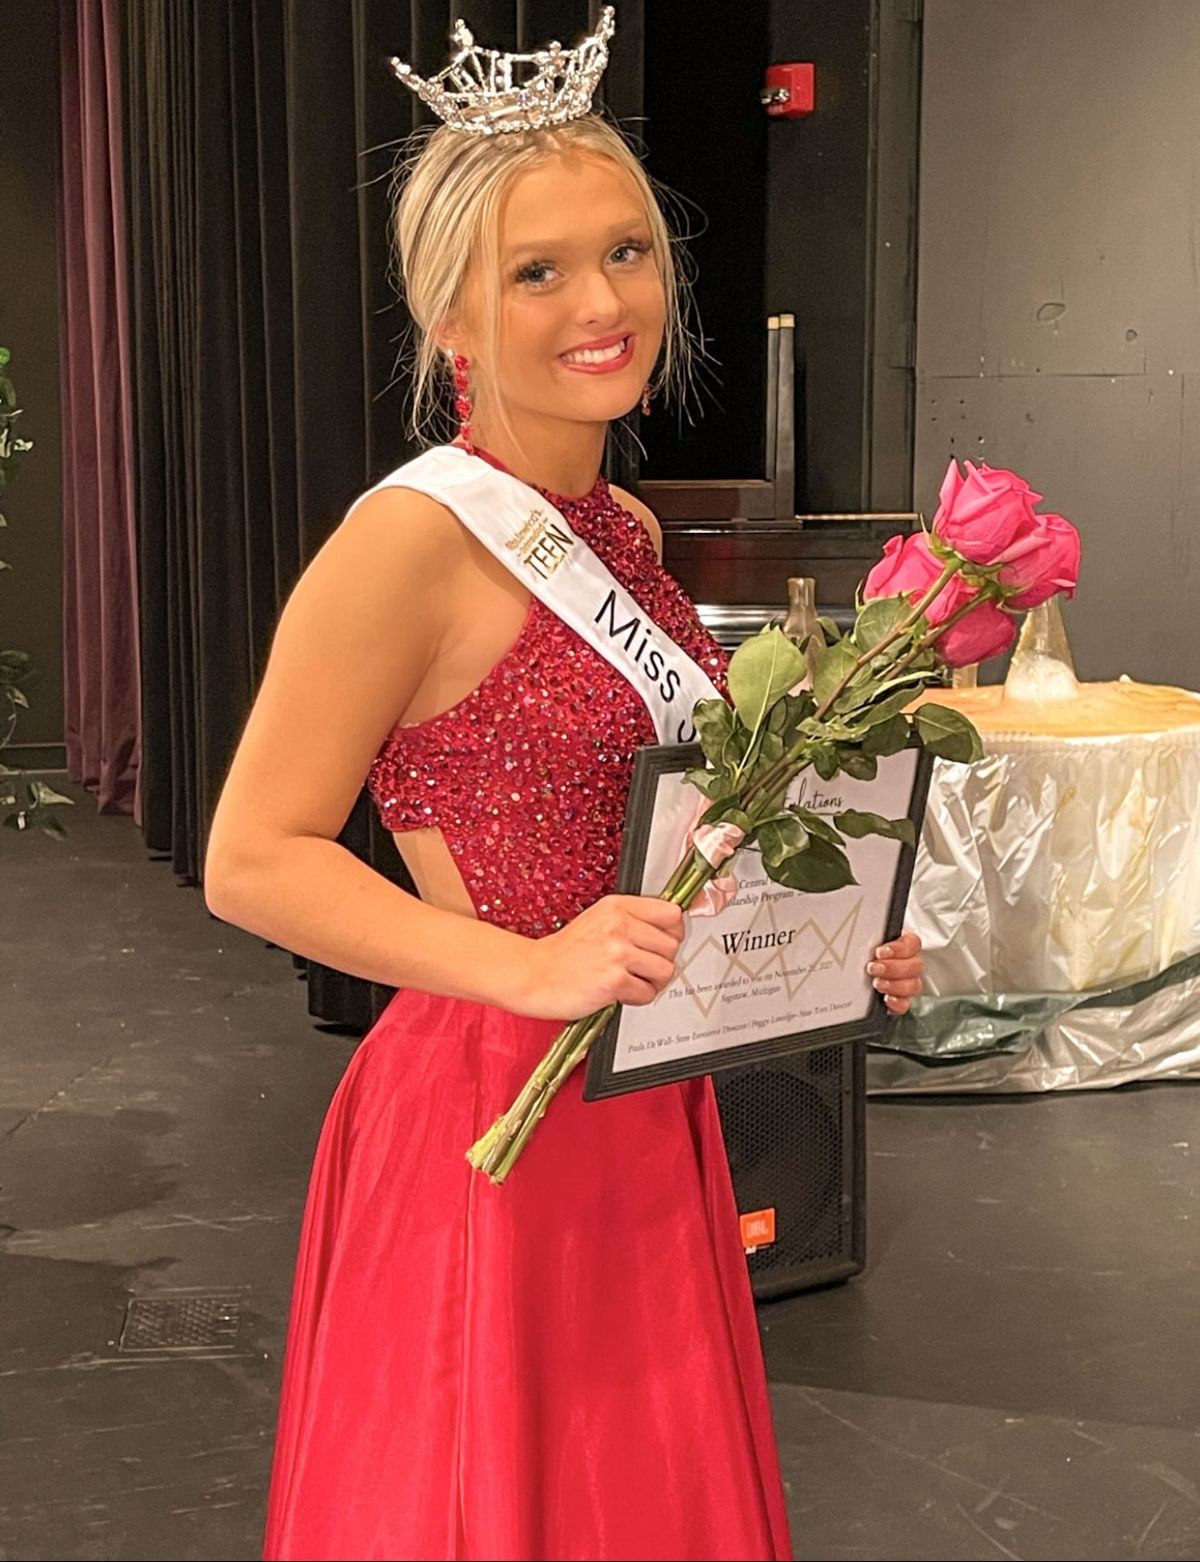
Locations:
262;463;794;1562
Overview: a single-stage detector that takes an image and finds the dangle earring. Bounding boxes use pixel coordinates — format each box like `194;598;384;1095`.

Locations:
640;382;653;418
451;352;475;452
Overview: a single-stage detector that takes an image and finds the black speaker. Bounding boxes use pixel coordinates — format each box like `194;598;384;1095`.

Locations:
712;1036;865;1301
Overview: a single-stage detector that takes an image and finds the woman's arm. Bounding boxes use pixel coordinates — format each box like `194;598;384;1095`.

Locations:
204;487;685;1019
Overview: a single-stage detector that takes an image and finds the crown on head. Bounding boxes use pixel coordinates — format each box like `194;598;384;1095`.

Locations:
390;7;616;136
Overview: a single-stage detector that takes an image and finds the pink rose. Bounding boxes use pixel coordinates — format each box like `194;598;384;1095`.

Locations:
863;531;1017;667
864;533;971;625
932;460;1041;565
995;512;1081;609
937;600;1017;667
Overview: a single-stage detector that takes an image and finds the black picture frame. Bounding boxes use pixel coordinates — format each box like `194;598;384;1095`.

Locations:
582;739;934;1101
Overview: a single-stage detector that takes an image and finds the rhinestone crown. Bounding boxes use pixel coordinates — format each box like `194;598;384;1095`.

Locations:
390;7;616;136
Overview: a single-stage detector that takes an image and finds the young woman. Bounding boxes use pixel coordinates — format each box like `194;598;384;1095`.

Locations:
205;23;923;1562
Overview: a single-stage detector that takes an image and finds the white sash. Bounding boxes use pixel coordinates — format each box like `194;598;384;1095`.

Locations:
355;445;723;744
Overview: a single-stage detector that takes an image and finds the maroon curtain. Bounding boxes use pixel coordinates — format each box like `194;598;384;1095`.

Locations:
58;0;140;817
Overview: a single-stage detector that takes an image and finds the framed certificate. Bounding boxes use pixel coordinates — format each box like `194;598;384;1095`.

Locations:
582;740;933;1100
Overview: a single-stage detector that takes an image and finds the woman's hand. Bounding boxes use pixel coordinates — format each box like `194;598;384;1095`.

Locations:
517;895;685;1020
866;929;924;1015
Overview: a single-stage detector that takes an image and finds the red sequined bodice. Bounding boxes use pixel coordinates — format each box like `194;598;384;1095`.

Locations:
366;467;728;938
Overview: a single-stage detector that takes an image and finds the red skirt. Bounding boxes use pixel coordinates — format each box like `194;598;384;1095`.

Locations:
263;990;793;1562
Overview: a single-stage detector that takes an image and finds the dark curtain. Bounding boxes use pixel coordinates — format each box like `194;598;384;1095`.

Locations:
59;0;141;816
122;2;644;1031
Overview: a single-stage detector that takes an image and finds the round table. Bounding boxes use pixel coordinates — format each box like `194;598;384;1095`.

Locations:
870;678;1200;1092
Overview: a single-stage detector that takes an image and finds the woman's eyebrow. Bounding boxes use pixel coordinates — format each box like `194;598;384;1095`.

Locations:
501;218;648;263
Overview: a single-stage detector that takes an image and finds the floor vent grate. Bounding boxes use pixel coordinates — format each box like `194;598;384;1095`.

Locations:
117;1289;245;1353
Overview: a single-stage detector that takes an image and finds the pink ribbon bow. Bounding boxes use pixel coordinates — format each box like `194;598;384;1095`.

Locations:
684;809;744;918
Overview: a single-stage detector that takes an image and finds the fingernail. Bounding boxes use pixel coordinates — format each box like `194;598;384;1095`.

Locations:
872;978;886;992
866;961;885;977
876;944;894;959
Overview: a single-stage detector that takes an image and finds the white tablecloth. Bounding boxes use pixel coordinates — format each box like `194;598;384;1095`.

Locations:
870;681;1200;1092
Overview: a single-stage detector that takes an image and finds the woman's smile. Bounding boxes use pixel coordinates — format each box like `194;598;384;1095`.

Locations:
558;332;637;373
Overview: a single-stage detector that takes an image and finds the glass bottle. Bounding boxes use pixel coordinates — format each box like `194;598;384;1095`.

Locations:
783;576;823;687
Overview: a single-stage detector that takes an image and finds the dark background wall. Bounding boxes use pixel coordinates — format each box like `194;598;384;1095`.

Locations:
915;0;1200;688
643;1;919;513
0;2;63;760
12;0;1200;756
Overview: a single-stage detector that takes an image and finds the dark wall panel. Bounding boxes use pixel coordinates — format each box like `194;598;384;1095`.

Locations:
766;0;873;510
916;0;1200;687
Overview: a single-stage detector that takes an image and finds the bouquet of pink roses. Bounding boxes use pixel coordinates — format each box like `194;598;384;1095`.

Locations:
467;458;1081;1183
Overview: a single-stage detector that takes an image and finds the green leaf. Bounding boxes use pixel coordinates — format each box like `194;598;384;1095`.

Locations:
757;728;785;767
862;712;911;758
684;765;718;797
8;686;28;708
914;703;983;764
811;640;862;706
789;805;843;845
757;814;810;868
811;743;840;781
818;615;843;644
700;793;740;825
860;685;920;725
834;808;916;847
726;627;807;732
693;698;735;767
765;835;857;893
852;595;911;653
835;746;878;781
767;689;814;738
837;670;938;722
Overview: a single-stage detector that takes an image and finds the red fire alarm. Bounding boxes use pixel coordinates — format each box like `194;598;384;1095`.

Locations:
761;62;815;118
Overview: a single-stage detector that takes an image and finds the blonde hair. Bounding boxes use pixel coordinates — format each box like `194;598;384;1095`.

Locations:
392;115;696;445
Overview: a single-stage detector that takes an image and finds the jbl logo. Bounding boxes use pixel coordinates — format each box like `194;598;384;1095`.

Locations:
739;1208;777;1253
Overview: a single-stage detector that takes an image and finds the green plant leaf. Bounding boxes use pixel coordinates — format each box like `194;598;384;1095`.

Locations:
811;743;840;781
852;595;911;653
700;793;740;824
818;615;843;644
860;685;921;725
765;835;857;892
685;766;719;797
834;746;878;781
834;808;916;847
693;698;734;767
768;689;814;737
862;712;911;757
811;640;862;706
914;703;983;764
757;814;810;868
789;805;843;845
726;627;807;732
757;728;785;767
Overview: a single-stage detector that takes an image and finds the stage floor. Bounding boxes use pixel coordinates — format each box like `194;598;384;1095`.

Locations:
3;785;1198;1561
